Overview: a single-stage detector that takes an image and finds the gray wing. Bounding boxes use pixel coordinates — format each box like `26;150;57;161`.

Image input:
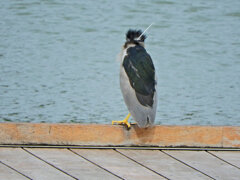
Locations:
123;45;156;107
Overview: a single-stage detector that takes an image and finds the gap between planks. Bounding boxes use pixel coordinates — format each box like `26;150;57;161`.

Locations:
114;149;170;179
68;148;124;180
1;145;240;151
22;148;78;179
161;150;215;179
0;160;32;180
206;151;240;170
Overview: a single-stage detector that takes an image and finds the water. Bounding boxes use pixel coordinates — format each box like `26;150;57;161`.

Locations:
0;0;240;125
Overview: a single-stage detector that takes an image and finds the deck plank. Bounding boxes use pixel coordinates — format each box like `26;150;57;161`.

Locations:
209;151;240;168
117;149;210;180
0;162;27;180
72;149;164;180
164;150;240;180
0;148;71;180
26;148;118;180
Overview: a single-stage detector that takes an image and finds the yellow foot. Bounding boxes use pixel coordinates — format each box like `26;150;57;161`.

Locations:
112;113;131;128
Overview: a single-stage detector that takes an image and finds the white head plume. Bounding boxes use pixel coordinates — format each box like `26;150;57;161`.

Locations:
136;23;154;41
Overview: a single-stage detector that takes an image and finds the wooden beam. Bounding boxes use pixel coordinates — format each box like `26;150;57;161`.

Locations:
0;123;239;148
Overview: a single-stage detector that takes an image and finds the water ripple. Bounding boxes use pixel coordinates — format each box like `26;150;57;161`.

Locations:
0;0;240;125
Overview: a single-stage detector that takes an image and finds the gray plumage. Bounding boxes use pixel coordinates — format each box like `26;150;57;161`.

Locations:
120;29;157;128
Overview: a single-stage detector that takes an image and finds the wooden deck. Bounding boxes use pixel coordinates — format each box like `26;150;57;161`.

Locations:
0;123;240;179
0;146;240;180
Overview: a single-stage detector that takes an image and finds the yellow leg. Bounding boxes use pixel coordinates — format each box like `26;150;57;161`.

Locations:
112;113;131;128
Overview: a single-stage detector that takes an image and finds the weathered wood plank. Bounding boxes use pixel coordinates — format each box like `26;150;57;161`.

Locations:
1;123;239;147
0;162;27;180
223;127;240;147
26;148;118;180
0;148;71;180
117;149;210;180
164;150;240;180
72;149;164;180
209;151;240;168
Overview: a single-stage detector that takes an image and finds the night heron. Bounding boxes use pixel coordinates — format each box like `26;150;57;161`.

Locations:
112;29;157;128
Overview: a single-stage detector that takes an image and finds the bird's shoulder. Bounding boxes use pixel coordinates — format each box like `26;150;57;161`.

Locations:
123;45;155;82
123;46;155;91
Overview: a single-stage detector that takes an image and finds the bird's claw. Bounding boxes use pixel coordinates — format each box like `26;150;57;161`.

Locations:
112;120;131;128
112;113;131;128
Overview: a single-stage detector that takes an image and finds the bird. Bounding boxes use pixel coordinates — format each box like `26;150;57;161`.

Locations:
112;29;157;128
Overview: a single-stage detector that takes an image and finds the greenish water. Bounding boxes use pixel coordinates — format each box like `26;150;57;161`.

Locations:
0;0;240;125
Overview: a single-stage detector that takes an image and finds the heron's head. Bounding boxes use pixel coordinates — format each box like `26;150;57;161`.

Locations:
124;29;146;49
